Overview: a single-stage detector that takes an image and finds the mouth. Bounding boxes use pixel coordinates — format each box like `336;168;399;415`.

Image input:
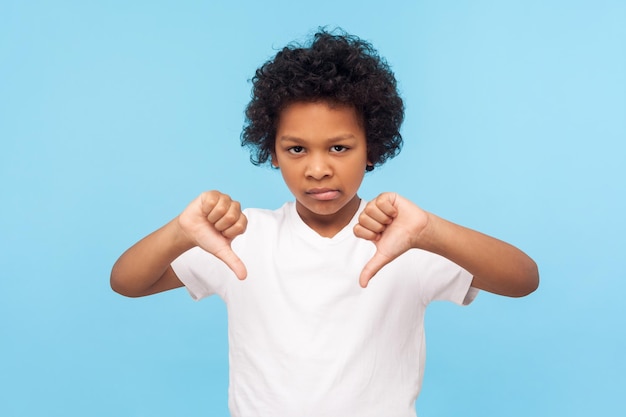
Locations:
306;188;340;201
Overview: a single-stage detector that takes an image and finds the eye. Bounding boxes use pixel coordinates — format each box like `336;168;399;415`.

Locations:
288;146;305;154
330;145;348;153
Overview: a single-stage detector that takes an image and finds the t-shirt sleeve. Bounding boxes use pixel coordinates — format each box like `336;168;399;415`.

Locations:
171;246;231;301
417;251;478;306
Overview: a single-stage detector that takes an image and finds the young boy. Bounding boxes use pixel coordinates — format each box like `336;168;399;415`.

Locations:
111;30;538;417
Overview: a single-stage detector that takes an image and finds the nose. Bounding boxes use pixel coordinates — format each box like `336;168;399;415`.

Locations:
305;153;332;180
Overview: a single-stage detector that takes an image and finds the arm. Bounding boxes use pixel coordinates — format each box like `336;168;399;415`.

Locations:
354;193;539;297
110;191;248;297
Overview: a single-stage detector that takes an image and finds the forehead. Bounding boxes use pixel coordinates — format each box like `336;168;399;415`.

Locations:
276;101;364;139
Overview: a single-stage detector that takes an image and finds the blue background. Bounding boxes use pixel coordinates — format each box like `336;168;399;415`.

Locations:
1;1;624;416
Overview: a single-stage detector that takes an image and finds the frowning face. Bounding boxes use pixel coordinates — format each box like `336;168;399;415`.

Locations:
272;101;370;237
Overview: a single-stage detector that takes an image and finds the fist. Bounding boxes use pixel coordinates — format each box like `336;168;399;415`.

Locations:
354;192;429;287
178;191;248;279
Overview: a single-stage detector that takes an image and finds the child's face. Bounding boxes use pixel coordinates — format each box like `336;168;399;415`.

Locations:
272;101;369;234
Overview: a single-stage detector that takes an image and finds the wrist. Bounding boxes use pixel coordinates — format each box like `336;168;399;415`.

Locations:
170;216;198;253
412;211;442;252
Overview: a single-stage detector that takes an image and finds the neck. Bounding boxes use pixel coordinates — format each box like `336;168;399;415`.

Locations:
295;195;361;238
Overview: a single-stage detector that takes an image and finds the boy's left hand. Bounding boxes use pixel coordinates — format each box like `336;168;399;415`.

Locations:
354;192;428;288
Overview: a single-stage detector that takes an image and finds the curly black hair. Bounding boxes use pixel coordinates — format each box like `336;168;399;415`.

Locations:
241;29;404;170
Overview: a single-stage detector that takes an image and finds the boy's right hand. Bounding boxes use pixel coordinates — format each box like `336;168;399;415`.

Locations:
177;191;248;280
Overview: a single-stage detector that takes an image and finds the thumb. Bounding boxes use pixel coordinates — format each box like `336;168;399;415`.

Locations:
213;246;248;280
359;250;393;288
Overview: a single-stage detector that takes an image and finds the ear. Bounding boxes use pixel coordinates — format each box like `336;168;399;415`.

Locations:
270;153;279;168
365;160;374;172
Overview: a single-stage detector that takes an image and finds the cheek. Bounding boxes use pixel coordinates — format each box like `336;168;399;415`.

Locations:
344;166;366;186
279;165;300;186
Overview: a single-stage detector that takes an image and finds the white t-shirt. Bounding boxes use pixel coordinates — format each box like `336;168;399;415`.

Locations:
172;200;477;417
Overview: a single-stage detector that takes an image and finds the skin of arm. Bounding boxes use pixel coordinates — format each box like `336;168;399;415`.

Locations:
110;191;248;298
354;192;539;296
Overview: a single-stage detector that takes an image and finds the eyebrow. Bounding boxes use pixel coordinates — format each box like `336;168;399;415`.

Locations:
277;134;357;143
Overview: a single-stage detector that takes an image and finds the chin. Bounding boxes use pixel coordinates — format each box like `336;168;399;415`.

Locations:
304;200;350;216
